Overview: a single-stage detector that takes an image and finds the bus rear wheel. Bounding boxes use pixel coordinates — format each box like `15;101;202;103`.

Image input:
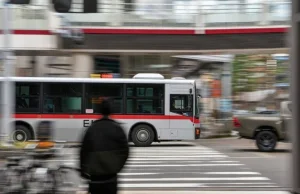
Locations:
12;125;32;142
131;124;155;147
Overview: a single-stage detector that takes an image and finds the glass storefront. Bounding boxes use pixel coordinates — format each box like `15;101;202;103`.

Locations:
125;54;172;78
94;56;121;78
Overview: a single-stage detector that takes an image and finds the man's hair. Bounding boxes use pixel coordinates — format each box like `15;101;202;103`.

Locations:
100;98;112;115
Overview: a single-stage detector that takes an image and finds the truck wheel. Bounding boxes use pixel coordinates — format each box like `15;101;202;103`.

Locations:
12;125;32;142
256;131;277;152
131;124;155;147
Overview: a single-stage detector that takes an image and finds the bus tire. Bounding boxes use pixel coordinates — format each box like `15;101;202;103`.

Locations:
12;125;32;142
131;124;155;147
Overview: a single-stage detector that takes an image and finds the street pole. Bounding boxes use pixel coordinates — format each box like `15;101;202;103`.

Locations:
1;0;13;144
291;0;300;193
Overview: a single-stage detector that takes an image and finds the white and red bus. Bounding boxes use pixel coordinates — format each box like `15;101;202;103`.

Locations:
0;73;200;146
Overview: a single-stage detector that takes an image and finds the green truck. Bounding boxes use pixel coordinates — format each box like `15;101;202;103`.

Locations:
233;101;292;152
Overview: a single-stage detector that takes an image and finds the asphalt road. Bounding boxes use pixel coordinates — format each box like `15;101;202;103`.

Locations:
197;138;291;190
0;138;291;192
41;138;291;192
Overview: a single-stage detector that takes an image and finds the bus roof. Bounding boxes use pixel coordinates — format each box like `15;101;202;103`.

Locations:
0;77;195;85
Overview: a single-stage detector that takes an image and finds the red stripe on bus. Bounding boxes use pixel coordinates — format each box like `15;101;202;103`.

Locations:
0;27;288;35
82;28;195;35
205;27;288;34
14;114;200;124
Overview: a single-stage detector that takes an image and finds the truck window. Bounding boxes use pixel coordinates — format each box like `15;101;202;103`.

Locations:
288;103;292;112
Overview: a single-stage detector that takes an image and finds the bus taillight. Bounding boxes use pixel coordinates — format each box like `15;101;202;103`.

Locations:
195;128;201;139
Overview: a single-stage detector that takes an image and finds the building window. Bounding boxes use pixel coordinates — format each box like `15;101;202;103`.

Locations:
16;82;40;113
85;83;123;113
126;84;164;114
170;94;193;116
94;56;120;78
43;83;82;113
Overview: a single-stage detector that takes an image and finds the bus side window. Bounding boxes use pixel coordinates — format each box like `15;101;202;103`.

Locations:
43;83;82;114
126;84;164;114
170;94;193;116
15;82;40;113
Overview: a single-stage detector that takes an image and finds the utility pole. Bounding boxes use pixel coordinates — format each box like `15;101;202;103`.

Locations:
0;0;72;143
291;0;300;193
1;0;14;144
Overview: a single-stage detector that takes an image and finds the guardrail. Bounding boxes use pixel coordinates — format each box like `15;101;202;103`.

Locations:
0;1;291;30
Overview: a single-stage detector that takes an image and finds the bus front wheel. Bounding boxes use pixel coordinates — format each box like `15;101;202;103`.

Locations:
12;125;32;142
131;124;155;147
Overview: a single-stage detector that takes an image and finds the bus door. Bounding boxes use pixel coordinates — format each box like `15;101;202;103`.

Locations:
169;92;194;139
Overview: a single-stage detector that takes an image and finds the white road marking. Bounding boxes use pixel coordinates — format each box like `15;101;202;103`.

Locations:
128;157;228;161
117;183;278;188
126;161;165;164
119;173;160;176
197;186;280;188
120;177;270;181
130;151;220;153
125;160;240;164
211;161;240;163
117;191;288;194
124;164;243;167
130;153;223;155
119;171;262;175
118;183;203;188
203;172;261;175
203;182;276;185
129;155;228;158
78;191;290;194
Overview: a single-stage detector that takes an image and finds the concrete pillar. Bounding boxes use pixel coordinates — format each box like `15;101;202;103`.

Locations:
195;0;205;34
72;54;93;78
260;0;270;26
221;62;232;99
291;0;300;193
120;54;129;78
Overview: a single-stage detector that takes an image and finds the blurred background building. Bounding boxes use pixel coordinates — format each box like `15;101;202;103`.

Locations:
0;0;290;129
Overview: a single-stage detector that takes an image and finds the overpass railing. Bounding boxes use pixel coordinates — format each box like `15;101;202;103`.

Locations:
0;1;291;31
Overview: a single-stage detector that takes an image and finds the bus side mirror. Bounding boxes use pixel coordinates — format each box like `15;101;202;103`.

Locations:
189;89;192;94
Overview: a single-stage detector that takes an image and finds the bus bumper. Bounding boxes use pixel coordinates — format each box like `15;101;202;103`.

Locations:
195;127;201;139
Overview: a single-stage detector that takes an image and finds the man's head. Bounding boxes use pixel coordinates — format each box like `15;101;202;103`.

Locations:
100;98;112;116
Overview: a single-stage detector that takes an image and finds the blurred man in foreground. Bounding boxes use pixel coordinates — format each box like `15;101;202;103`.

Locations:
80;98;129;194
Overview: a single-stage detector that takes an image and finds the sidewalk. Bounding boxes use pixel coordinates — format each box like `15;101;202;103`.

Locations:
77;191;291;194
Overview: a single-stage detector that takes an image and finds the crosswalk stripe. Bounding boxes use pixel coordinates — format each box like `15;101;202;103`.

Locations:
119;171;262;175
58;144;277;190
130;150;220;153
117;183;279;188
128;155;228;158
125;160;240;164
120;177;271;181
129;155;228;158
127;157;227;161
124;164;244;167
119;173;160;176
118;183;203;188
203;172;261;175
130;153;223;155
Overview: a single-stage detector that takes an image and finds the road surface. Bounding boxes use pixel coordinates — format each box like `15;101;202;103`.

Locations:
43;139;290;191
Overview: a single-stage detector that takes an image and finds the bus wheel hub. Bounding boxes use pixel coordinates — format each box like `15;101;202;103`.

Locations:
137;129;149;142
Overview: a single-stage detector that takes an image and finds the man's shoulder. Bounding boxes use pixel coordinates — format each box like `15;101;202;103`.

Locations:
92;118;122;127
